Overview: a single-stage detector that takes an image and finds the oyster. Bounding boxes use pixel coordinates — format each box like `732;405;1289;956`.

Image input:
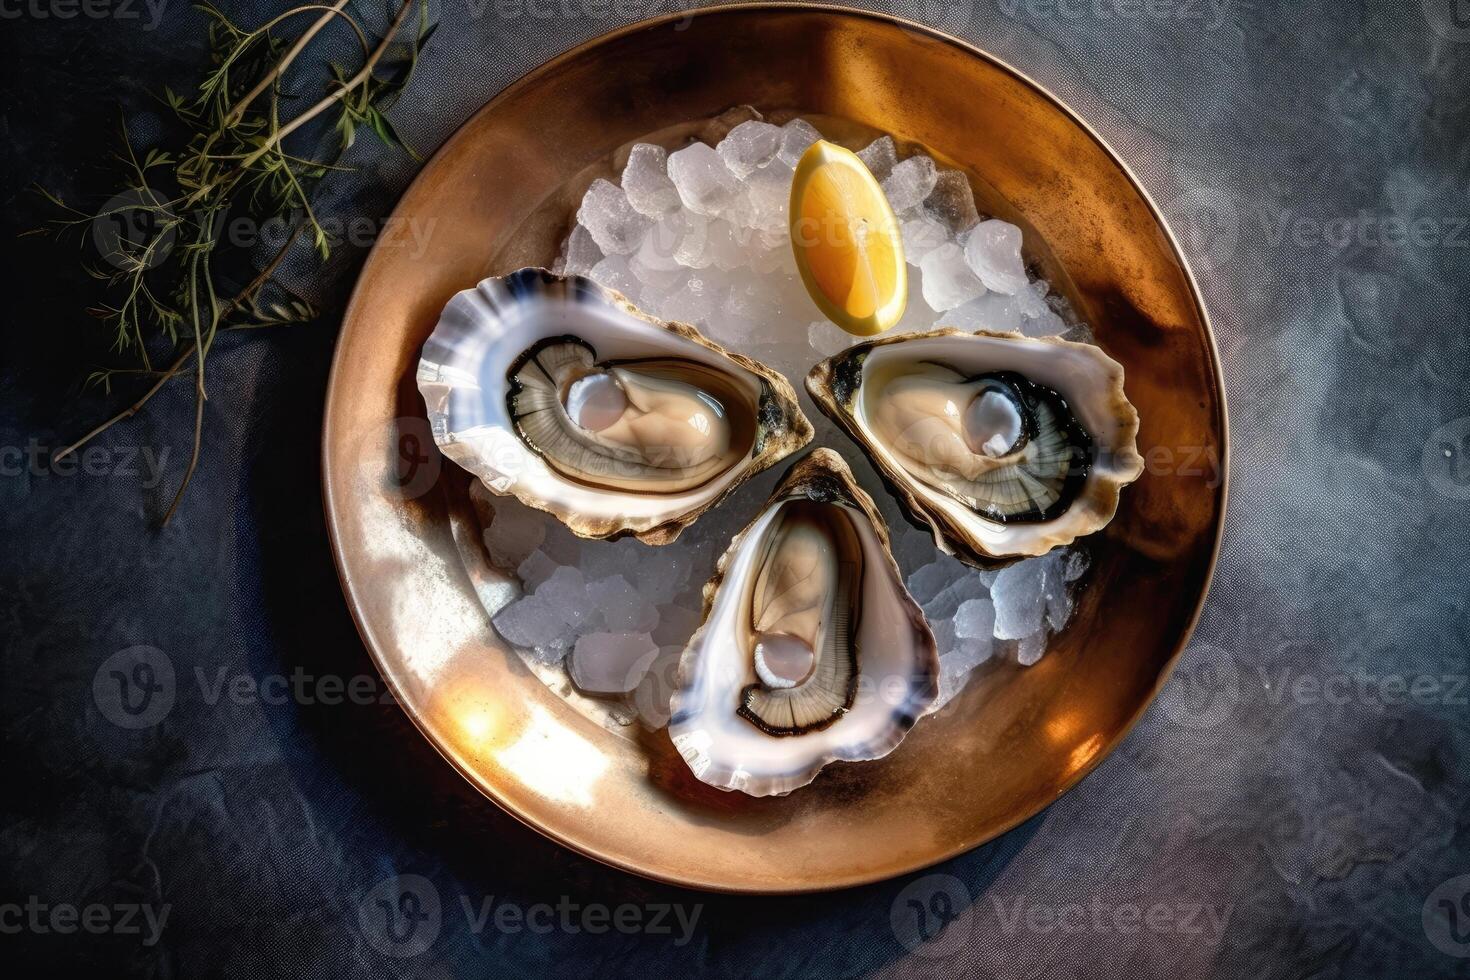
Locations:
417;269;813;544
806;328;1143;564
669;449;938;797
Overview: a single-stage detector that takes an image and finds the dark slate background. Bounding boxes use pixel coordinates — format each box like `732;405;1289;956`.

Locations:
2;1;1468;976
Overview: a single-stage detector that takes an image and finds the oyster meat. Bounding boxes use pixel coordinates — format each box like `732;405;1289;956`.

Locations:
417;269;813;544
669;449;938;797
807;328;1143;563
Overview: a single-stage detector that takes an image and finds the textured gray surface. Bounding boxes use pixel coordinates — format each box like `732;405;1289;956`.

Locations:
2;1;1468;976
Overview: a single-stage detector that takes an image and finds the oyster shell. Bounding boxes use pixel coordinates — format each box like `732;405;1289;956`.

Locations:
806;328;1143;564
669;449;939;797
417;269;813;544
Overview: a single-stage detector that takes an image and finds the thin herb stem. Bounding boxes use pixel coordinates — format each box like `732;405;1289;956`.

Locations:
230;0;414;174
163;251;209;526
52;222;306;463
39;0;432;523
222;0;357;129
52;345;197;462
165;366;208;526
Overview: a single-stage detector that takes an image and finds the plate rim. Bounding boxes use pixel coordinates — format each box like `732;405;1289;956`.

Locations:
321;1;1230;893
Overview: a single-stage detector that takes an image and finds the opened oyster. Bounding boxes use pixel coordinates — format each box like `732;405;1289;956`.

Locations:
669;449;938;797
417;269;813;543
807;328;1143;564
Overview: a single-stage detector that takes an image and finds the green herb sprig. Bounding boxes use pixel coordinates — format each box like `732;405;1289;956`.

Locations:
35;0;435;523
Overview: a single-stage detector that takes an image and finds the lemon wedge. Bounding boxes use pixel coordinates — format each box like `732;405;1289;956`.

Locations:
789;140;907;335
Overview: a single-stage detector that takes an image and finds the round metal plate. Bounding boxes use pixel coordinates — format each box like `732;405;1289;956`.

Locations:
322;4;1227;893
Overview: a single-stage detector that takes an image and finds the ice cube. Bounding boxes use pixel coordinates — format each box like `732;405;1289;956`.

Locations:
743;162;793;231
963;219;1028;294
636;283;678;323
907;559;958;605
724;273;783;319
757;223;790;252
576;178;652;255
1045;580;1074;632
1035;550;1079;632
807;319;852;357
538;519;582;566
651;603;702;647
527;636;575;666
656;275;723;325
492;595;564;649
569;632;660;694
1043;291;1085;336
563;223;603;276
934;637;993;709
672;212;715;267
953;597;997;640
1021;306;1068;338
944;292;1023;333
516;549;560;591
1017;631;1048;666
482;506;545;570
930;617;958;658
924;571;988;621
891;269;941;331
1063;548;1090;582
924;170;980;235
901;215;949;265
856;136;898;180
701;220;747;271
587;575;660;633
535;566;590;628
621;143;681;216
633;219;690;286
1016;278;1050;318
717;120;782;177
630;644;685;729
919;243;985;311
703;314;756;349
580;537;643;583
776;118;823;166
640;207;715;270
747;240;792;275
950;634;994;673
638;548;692;605
991;558;1047;639
700;105;763;144
667;142;741;216
772;270;820;319
881;155;939;213
587;255;639;299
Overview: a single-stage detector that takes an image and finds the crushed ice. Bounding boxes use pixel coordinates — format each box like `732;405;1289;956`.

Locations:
482;112;1093;724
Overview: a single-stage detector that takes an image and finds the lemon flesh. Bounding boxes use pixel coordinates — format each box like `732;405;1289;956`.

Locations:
789;140;907;336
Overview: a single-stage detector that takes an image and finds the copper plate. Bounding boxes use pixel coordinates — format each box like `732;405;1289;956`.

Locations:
322;4;1227;893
